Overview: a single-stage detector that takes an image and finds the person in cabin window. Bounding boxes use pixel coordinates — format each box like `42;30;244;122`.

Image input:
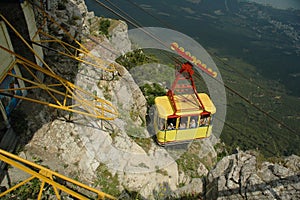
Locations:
179;122;186;129
190;119;196;128
167;123;174;130
200;116;210;126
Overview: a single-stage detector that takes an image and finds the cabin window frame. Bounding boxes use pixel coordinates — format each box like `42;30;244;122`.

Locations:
166;116;177;130
158;117;166;131
189;115;199;128
200;113;211;127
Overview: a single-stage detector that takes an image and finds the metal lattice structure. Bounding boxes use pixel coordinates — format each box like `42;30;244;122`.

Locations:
30;3;117;73
0;2;119;198
0;149;116;199
0;13;118;120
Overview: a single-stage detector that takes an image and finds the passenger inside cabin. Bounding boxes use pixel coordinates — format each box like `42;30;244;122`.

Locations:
200;116;209;126
190;119;196;128
179;122;186;129
167;123;174;130
167;118;177;130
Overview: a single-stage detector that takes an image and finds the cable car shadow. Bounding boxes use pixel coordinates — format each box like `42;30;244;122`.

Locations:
55;114;116;134
163;142;190;152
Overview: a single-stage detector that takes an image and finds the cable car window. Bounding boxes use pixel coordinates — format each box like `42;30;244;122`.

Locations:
167;118;176;130
189;116;199;128
200;115;210;127
159;118;166;131
179;117;188;129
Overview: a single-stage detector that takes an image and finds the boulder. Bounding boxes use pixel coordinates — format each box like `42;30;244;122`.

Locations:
109;20;131;55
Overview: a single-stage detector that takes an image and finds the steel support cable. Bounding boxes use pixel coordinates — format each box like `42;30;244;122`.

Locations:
213;115;266;146
214;55;259;85
194;52;298;137
121;0;286;109
92;0;298;136
108;1;285;94
212;53;271;94
213;115;285;157
214;53;297;114
192;71;297;135
116;1;298;135
103;0;144;28
91;0;234;87
119;0;260;84
93;0;184;65
212;101;291;154
94;0;140;29
101;0;285;109
224;84;297;134
111;0;278;107
125;0;178;30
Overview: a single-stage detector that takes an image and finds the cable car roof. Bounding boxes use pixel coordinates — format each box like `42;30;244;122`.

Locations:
155;93;216;118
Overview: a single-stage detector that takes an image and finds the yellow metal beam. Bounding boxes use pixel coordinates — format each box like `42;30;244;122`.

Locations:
0;45;118;120
0;13;118;120
0;149;116;199
31;3;116;73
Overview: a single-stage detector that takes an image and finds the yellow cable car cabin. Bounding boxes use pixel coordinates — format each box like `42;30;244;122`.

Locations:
154;62;216;145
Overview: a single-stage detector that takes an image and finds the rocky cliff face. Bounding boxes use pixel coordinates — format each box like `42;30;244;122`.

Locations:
206;151;300;199
5;0;300;200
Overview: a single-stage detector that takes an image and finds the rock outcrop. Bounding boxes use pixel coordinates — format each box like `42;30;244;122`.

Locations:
206;151;300;200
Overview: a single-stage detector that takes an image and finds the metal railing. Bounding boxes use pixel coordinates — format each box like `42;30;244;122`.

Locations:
0;149;116;200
